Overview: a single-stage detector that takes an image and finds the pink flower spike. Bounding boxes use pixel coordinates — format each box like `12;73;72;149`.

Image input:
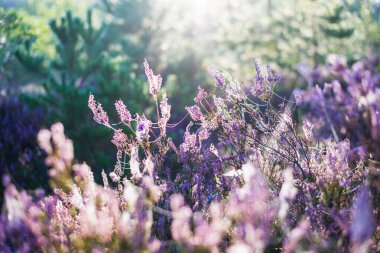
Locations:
88;94;110;127
37;129;52;154
111;129;127;149
185;105;203;121
130;145;142;181
194;86;208;104
160;93;171;120
144;58;162;97
115;100;132;124
198;128;210;141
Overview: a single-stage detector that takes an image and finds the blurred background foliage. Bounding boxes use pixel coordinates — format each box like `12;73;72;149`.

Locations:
0;0;379;191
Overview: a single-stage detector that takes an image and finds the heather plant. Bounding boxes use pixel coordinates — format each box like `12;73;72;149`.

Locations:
86;58;378;251
1;59;379;252
1;122;161;252
297;55;380;162
0;96;48;208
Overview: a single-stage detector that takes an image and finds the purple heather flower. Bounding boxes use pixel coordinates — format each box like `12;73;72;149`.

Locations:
109;172;120;182
111;129;127;149
198;128;210;141
144;59;162;97
208;66;224;87
327;54;347;73
283;220;310;253
302;120;313;141
297;63;323;85
138;122;145;131
160;93;171;121
194;86;208;104
279;169;298;221
136;116;152;141
186;105;203;121
253;59;265;85
37;129;52;154
143;155;155;178
265;63;281;84
351;187;374;244
88;94;110;127
115;99;132;124
159;93;171;135
101;170;109;188
130;145;142;181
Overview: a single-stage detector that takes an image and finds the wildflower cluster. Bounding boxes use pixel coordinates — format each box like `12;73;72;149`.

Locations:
0;97;48;207
297;55;380;161
1;57;379;252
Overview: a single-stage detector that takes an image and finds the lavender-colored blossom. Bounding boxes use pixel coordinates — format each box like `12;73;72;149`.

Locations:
208;66;225;87
144;59;162;97
88;94;110;127
39;123;74;177
302;120;313;142
297;63;324;85
282;220;310;253
186;105;203;121
136;116;152;142
160;93;171;120
279;169;298;221
253;59;265;85
226;162;272;253
351;186;374;252
115;99;132;124
101;170;109;188
130;145;142;181
143;155;155;178
180;130;197;155
109;171;120;182
198;128;210;141
112;129;127;149
159;93;171;135
194;86;208;104
327;54;347;73
250;60;280;100
299;56;380;160
265;63;281;84
170;194;227;252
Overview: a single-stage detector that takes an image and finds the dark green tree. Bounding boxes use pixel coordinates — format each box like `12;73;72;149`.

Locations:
320;5;355;39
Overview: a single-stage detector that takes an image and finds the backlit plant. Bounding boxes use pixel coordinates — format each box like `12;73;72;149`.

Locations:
1;58;379;252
